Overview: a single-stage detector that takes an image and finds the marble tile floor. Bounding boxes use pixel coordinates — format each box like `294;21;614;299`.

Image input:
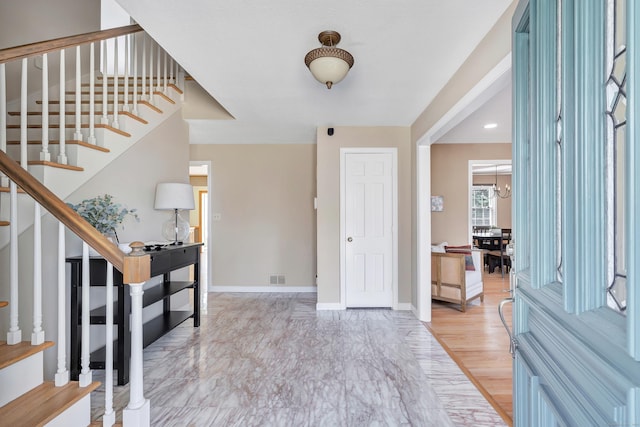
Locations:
91;293;507;426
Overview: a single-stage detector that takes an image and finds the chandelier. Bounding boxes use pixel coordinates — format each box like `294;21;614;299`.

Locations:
304;31;354;89
493;165;511;199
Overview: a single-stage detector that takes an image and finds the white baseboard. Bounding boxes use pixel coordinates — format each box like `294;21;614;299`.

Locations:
210;285;317;293
316;303;346;310
411;304;419;319
396;302;412;311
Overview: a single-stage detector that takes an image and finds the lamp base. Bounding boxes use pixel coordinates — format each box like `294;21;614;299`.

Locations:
161;209;190;244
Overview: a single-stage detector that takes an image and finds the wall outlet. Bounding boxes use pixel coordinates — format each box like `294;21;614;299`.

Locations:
212;213;221;221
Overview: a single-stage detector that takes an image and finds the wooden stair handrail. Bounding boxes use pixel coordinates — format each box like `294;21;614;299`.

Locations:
0;24;143;64
0;150;125;271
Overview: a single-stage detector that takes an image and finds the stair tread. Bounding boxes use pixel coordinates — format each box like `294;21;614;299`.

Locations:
5;140;110;152
27;160;84;171
0;221;9;227
0;187;25;193
0;301;7;308
0;380;100;427
6;123;131;137
7;111;148;124
139;100;163;114
0;341;54;370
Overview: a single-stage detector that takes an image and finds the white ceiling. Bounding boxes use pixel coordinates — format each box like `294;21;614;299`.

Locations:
436;80;512;144
115;0;513;144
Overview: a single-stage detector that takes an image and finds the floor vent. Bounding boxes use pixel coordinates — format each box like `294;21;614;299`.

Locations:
270;275;285;285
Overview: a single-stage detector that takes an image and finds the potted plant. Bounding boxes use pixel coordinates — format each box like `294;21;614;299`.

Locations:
67;194;139;245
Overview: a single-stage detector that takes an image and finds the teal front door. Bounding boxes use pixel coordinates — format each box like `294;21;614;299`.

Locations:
511;0;640;425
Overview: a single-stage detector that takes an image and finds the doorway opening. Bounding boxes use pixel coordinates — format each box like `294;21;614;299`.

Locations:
189;161;212;310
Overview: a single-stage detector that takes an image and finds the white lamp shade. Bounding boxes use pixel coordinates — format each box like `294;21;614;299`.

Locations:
308;56;351;86
154;183;195;210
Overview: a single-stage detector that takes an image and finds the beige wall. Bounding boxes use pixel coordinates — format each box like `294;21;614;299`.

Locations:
189;144;317;287
316;126;412;306
0;0;99;49
431;143;511;246
182;80;234;120
0;0;101;103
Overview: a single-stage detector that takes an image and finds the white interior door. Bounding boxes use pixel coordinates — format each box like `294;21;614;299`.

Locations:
342;149;395;308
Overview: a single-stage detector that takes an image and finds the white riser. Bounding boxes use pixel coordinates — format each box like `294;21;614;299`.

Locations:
0;351;44;406
44;393;91;427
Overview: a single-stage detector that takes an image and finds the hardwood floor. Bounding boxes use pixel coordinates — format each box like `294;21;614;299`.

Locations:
426;270;514;426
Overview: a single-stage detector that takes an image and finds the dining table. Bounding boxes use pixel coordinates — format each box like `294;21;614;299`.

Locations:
473;232;511;278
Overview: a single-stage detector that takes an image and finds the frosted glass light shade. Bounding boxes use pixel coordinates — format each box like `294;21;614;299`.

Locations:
308;56;351;87
154;183;195;210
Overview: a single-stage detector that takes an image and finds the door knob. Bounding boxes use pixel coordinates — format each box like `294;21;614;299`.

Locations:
347;237;353;242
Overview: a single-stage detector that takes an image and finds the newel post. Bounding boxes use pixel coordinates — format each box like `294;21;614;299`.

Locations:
121;242;151;427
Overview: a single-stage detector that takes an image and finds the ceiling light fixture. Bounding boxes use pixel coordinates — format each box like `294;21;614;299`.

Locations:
493;165;511;199
304;30;354;89
484;123;498;129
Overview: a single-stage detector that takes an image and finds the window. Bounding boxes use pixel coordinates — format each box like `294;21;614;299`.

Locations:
471;185;497;227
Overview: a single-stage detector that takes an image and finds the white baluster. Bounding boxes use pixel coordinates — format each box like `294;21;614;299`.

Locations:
0;63;7;187
31;203;44;345
122;282;150;427
163;50;168;94
132;33;139;116
175;61;180;90
20;58;27;168
169;56;174;86
40;54;50;162
88;42;96;145
123;34;130;113
79;242;93;386
141;35;146;102
74;46;83;141
101;40;109;125
58;49;67;164
156;42;161;92
6;181;21;344
177;65;185;101
112;37;120;130
103;262;115;426
148;40;154;105
55;221;69;386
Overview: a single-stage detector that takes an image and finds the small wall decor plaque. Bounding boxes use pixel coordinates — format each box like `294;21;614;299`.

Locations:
431;196;444;212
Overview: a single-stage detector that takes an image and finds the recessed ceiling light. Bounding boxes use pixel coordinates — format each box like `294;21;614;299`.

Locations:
483;123;498;129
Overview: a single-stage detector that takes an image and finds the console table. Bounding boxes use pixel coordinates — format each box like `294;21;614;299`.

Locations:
67;242;202;385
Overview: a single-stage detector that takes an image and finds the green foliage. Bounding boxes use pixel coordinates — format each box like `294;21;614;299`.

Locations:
67;194;139;234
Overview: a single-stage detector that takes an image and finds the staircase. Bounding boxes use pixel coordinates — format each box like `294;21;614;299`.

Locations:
0;25;185;426
0;340;99;427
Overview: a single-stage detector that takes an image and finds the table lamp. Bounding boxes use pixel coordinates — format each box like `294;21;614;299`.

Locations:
154;182;195;245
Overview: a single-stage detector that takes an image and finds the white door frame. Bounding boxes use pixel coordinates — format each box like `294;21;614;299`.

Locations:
189;160;213;292
467;158;512;242
415;54;511;322
340;147;398;310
